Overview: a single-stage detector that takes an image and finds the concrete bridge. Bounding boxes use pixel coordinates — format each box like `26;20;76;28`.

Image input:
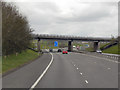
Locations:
33;34;113;52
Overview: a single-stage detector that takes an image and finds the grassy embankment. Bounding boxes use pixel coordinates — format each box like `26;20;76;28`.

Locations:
86;42;119;54
102;45;119;54
86;43;110;52
2;49;40;73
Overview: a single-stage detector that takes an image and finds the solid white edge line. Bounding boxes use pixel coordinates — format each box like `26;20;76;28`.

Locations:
29;52;54;90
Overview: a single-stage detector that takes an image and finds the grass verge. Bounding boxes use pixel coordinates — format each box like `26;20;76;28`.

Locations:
86;47;94;52
0;56;2;74
2;49;40;74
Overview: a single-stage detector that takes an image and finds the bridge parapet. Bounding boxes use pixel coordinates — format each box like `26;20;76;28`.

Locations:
33;34;113;42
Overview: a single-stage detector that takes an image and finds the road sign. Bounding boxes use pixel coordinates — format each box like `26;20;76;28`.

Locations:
54;41;58;47
85;44;89;47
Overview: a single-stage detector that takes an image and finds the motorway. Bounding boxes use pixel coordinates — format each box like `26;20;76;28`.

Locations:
2;51;118;88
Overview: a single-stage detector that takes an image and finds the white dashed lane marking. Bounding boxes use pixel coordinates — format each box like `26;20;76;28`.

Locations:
80;73;83;75
72;61;89;85
108;68;111;70
85;80;88;84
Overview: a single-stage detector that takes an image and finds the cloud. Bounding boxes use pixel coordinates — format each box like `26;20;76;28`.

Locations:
5;0;118;37
57;2;117;23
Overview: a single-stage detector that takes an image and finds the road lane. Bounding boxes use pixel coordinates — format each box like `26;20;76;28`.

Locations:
2;52;118;88
3;53;52;88
35;53;85;88
36;52;118;88
66;52;118;88
30;53;53;89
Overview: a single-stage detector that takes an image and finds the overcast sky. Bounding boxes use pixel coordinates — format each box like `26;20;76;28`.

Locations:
5;0;119;38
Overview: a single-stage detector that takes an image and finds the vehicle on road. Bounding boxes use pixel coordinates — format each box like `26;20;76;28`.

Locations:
58;49;62;52
73;46;76;48
49;49;53;52
96;49;102;53
62;50;68;54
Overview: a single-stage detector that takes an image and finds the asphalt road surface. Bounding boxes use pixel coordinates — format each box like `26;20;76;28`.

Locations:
3;53;52;88
3;52;118;88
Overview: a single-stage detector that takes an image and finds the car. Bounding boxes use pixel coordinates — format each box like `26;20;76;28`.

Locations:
96;50;102;53
58;49;62;52
62;50;68;54
73;46;76;48
49;49;53;52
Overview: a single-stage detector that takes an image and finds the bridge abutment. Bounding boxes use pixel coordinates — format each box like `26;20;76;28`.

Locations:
93;41;100;51
37;38;41;52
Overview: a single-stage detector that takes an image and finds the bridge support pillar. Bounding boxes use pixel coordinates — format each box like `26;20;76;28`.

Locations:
68;40;73;52
93;41;100;51
37;38;41;52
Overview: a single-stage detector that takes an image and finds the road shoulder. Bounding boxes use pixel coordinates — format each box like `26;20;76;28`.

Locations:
3;53;52;88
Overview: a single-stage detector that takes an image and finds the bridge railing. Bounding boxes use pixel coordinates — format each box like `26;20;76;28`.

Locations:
33;34;113;41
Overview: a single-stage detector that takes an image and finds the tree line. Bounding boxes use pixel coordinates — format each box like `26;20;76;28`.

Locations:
2;1;32;56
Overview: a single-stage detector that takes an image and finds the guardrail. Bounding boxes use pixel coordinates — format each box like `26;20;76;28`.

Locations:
101;53;119;61
73;50;119;62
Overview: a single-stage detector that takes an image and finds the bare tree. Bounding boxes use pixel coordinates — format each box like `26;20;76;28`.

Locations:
2;1;32;55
